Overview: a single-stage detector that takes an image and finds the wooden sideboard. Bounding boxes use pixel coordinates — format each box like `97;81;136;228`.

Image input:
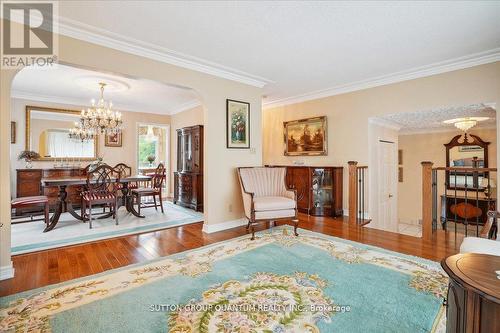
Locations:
173;125;203;212
268;166;343;217
441;253;500;333
16;168;86;214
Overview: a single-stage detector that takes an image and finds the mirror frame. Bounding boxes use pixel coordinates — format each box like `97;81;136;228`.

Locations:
444;133;490;191
25;105;99;161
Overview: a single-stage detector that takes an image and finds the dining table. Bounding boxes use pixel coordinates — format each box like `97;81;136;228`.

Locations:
41;174;152;232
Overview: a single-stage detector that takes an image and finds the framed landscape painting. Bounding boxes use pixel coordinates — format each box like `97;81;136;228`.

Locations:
226;99;250;149
284;116;327;156
105;132;122;147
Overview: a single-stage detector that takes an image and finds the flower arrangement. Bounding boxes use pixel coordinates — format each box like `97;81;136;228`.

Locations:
147;155;156;166
18;150;40;161
18;150;40;169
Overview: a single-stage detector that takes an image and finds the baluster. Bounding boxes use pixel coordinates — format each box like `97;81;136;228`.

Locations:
454;170;458;235
464;170;468;237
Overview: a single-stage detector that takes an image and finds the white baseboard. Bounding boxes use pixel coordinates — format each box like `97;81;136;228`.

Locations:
202;218;248;234
0;262;14;280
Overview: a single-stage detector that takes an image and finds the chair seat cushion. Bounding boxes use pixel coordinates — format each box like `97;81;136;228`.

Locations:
116;183;138;190
131;188;160;195
460;237;500;256
253;196;296;211
11;196;48;208
82;191;116;202
255;209;296;220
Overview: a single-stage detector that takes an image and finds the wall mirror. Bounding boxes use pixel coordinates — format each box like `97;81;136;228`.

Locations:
445;133;489;190
26;106;98;161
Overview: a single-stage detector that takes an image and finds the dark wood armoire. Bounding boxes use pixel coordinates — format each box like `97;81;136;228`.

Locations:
173;125;203;212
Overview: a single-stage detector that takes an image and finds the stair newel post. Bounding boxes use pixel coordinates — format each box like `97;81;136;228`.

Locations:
348;161;358;224
421;161;434;240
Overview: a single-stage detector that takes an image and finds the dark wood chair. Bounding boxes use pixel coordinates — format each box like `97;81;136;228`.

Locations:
131;163;166;215
11;196;50;230
81;165;119;229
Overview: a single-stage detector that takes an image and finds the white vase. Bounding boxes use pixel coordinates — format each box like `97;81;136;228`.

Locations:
25;160;33;169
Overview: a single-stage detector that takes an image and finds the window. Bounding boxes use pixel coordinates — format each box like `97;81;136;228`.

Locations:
137;124;168;170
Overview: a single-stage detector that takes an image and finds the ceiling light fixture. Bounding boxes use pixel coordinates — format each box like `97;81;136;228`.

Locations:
69;82;123;141
443;117;489;132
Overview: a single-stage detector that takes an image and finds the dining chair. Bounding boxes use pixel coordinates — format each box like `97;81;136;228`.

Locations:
131;163;166;215
81;165;119;228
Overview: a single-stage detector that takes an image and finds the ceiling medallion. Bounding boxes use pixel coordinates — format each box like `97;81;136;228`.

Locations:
69;82;123;141
443;117;489;133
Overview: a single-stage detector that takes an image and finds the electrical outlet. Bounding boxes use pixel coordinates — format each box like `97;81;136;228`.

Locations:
249;147;256;154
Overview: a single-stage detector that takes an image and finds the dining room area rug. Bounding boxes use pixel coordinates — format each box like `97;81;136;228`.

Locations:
10;201;204;255
1;226;448;332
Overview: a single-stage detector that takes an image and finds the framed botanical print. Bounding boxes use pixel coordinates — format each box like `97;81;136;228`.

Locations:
284;116;327;156
105;132;122;147
226;99;250;149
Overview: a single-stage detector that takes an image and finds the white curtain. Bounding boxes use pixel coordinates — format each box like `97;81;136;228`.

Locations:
47;130;94;157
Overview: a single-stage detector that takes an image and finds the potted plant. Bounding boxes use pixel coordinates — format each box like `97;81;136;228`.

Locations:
18;150;40;169
147;155;156;167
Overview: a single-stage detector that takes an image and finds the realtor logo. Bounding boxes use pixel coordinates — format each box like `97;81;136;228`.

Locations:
1;1;58;68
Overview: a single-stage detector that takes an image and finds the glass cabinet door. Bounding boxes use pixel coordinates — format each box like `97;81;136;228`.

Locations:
311;168;333;215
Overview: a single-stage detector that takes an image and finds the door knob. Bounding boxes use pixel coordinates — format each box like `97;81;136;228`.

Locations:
388;194;393;198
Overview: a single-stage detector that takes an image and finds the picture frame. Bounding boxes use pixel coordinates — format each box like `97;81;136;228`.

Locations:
105;132;122;147
10;121;16;144
283;116;327;156
226;99;250;149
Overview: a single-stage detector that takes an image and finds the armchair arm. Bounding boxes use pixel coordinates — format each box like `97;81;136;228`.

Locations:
480;211;499;239
241;190;255;220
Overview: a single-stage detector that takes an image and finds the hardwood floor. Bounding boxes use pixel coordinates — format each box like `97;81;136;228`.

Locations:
0;214;464;297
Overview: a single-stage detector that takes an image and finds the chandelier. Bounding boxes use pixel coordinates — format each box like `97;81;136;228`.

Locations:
69;82;123;141
443;117;489;132
68;122;96;142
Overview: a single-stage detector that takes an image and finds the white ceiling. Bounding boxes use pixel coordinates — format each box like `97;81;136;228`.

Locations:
12;64;200;115
53;1;500;107
377;103;497;134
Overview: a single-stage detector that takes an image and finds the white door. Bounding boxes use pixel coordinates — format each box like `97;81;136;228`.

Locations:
378;141;397;232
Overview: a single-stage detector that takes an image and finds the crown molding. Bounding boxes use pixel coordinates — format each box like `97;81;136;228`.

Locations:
11;90;195;115
398;124;497;136
170;100;202;115
56;17;272;88
368;117;402;131
263;48;500;109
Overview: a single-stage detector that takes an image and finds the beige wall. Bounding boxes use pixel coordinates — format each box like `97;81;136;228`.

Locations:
169;106;204;195
263;61;500;216
398;128;497;225
10;98;171;197
1;28;263;274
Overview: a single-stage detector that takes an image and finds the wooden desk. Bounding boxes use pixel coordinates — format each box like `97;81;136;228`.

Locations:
441;253;500;333
41;175;152;232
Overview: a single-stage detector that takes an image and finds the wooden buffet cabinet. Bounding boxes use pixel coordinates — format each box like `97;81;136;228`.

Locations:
268;166;343;217
16;168;86;214
441;253;500;333
173;125;203;212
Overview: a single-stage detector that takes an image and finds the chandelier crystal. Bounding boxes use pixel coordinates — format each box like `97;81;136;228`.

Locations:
443;117;489;133
69;82;123;141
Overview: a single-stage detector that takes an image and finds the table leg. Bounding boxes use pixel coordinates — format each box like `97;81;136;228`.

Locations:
122;183;145;218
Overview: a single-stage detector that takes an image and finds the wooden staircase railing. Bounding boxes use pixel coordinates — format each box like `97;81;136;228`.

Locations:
421;162;498;241
348;161;369;225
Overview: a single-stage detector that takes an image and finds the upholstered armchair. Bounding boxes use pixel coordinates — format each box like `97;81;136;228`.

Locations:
237;167;299;240
460;210;499;256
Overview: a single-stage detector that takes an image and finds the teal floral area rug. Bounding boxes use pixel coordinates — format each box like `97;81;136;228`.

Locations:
0;227;448;333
